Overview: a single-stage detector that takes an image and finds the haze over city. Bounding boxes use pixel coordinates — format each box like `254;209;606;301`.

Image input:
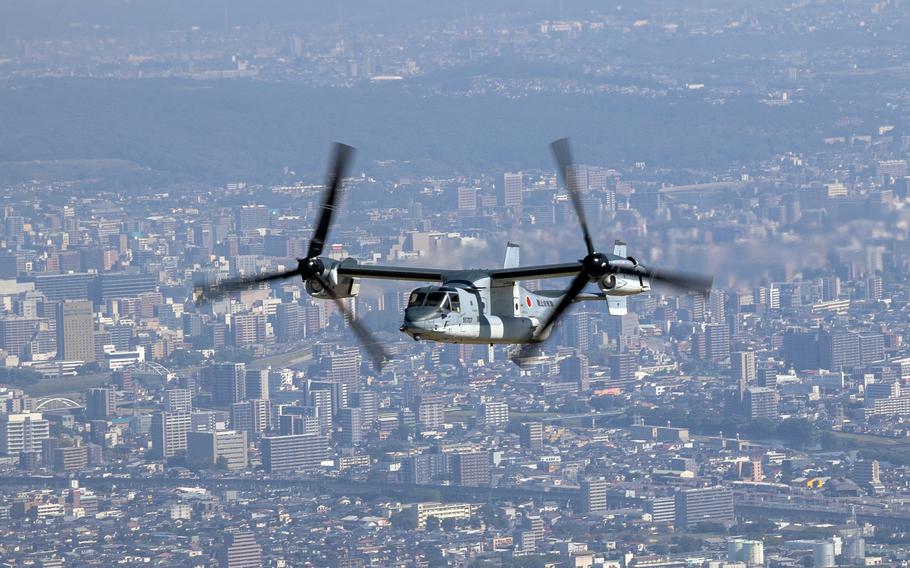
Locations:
1;1;910;567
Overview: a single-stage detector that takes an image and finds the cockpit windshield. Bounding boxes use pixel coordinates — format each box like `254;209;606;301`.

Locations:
426;291;448;308
407;289;461;312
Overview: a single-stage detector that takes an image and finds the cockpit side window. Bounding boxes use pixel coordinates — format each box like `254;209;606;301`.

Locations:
426;291;447;309
408;292;427;307
449;292;461;312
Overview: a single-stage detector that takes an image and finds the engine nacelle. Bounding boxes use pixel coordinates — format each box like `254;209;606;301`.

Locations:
600;273;650;296
305;259;361;300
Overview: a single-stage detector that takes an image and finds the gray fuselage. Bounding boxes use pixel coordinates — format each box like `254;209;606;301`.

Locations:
400;274;561;344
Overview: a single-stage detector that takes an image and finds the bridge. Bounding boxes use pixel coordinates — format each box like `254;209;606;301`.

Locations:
735;494;910;529
33;397;83;411
0;475;579;507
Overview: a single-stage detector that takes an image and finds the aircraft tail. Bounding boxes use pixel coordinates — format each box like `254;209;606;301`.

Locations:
503;242;520;269
613;239;627;257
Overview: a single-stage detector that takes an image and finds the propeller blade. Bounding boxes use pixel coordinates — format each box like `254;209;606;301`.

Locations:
313;273;391;371
550;138;595;256
613;264;713;296
514;271;590;362
194;267;302;303
308;142;356;259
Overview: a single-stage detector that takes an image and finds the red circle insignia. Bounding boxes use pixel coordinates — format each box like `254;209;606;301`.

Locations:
525;296;532;308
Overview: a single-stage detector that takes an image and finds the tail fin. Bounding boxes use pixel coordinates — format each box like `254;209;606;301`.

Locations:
613;240;627;257
503;242;520;269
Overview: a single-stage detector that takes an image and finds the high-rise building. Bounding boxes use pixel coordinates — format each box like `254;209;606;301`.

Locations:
56;300;95;362
520;422;544;451
164;388;193;413
85;388;116;420
853;460;885;493
212;363;246;407
783;328;820;370
278;413;320;436
261;434;329;473
865;381;900;406
235;204;270;232
480;401;509;428
308;389;334;432
54;445;88;473
705;323;731;363
337;407;363;446
350;391;378;427
731;351;757;384
566;164;588;193
231;399;270;437
94;273;157;303
675;486;734;529
150;412;191;459
457;186;478;211
580;478;608;514
401;453;448;485
858;333;885;365
191;411;217;433
244;369;269;401
33;273;95;301
0;317;40;358
231;312;267;348
187;430;248;470
451;451;491;487
0;413;50;455
739;459;763;482
646;496;676;525
743;387;779;421
502;172;523;208
818;330;860;370
417;394;445;431
325;347;362;393
565;312;592;352
709;290;727;323
560;353;590;391
217;530;263;568
275;302;301;343
306;379;348;415
608;354;637;388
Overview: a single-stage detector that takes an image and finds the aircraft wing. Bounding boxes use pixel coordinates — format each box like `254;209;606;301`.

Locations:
489;262;583;281
336;263;447;282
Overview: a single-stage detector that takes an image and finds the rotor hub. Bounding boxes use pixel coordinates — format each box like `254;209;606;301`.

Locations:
582;252;611;279
299;257;325;279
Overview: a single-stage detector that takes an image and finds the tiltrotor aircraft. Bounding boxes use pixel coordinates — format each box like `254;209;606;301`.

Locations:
196;139;713;368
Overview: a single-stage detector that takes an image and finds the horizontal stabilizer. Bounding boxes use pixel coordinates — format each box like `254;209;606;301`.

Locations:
503;242;520;269
607;296;628;316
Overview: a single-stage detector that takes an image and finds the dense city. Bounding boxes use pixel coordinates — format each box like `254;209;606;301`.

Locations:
4;1;910;567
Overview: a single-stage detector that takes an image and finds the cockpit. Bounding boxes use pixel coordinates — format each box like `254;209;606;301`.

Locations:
401;285;473;341
407;286;461;313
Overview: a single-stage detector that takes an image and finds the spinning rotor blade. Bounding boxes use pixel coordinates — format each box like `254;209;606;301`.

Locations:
550;138;595;256
613;264;713;296
514;271;590;362
308;142;356;259
313;273;391;371
195;267;302;303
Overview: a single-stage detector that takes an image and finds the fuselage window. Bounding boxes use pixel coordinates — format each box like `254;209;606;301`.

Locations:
408;292;427;307
449;293;461;312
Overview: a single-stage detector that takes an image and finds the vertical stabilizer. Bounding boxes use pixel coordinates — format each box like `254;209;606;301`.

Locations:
503;242;520;269
613;239;627;257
